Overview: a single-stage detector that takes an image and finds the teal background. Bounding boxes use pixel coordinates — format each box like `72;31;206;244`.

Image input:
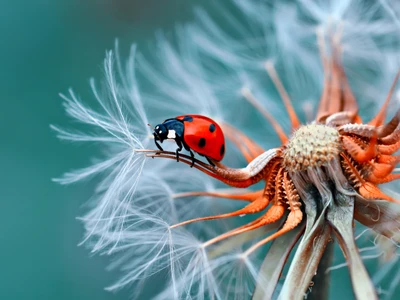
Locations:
1;1;398;300
0;1;206;299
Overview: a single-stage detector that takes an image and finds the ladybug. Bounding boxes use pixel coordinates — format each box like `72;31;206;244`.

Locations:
153;115;225;167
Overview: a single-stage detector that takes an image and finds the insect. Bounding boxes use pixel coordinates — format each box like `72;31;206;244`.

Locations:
152;115;225;166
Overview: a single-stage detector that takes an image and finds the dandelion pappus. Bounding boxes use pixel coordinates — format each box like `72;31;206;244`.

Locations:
153;115;225;166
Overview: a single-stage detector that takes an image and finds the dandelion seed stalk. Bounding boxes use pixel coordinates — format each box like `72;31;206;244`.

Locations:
308;237;334;300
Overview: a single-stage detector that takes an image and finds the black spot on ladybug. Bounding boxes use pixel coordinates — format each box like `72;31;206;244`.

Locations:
220;144;225;156
198;138;206;148
209;124;216;133
182;116;193;122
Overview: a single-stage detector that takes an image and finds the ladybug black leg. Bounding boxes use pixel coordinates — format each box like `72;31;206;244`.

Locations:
175;139;183;162
155;141;164;151
181;141;195;167
154;135;164;152
206;156;215;167
189;150;195;168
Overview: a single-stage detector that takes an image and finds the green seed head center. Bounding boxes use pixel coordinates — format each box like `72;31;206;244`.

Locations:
283;124;341;172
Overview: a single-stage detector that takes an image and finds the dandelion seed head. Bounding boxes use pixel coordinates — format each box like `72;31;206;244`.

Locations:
283;124;341;171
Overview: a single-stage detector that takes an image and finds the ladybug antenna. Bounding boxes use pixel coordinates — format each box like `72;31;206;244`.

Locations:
148;123;157;133
147;123;156;139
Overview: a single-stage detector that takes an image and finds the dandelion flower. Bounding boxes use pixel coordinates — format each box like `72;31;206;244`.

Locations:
54;1;400;299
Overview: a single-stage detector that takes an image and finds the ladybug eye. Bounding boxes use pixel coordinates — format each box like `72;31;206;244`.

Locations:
159;130;162;134
155;126;159;129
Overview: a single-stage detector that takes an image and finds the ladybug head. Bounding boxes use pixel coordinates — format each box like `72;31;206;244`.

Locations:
153;124;168;142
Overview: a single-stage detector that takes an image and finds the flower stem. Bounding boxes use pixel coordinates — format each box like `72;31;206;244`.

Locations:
308;237;334;300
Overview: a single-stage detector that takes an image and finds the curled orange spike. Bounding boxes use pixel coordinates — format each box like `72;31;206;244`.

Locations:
378;139;400;155
332;34;358;115
368;162;397;179
316;28;358;121
369;70;400;127
244;209;303;256
146;151;259;188
202;204;286;248
316;27;331;121
342;150;397;202
341;153;365;186
326;51;342;115
359;182;397;203
366;173;400;184
379;119;400;145
173;189;264;202
243;174;302;256
170;193;270;229
146;149;279;188
377;110;400;139
241;87;289;144
376;154;399;165
264;61;301;130
221;122;265;163
342;135;377;163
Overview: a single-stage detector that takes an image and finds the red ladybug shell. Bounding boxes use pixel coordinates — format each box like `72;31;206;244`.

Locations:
176;115;225;161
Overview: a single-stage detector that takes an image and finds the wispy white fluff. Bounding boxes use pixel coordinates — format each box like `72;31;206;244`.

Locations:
373;252;400;299
55;0;400;299
53;45;151;251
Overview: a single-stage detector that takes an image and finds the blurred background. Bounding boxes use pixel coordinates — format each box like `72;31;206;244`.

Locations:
0;1;209;299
